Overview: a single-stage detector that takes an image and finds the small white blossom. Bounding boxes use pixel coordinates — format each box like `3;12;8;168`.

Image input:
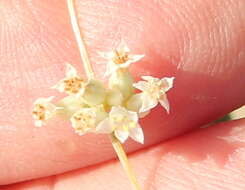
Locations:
70;106;107;135
100;41;144;76
133;76;174;113
32;96;57;127
52;63;86;95
96;106;144;144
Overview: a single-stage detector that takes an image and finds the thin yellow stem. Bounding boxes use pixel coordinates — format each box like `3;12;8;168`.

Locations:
110;134;142;190
67;0;95;79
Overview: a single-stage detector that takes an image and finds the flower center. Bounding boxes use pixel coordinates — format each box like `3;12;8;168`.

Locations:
147;83;162;99
64;77;84;94
111;115;136;131
32;104;46;120
113;50;129;65
73;112;96;131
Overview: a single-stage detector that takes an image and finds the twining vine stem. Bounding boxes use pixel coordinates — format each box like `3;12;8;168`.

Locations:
66;0;142;190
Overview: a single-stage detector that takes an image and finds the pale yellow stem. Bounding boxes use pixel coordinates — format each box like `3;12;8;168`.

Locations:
67;0;95;79
110;134;142;190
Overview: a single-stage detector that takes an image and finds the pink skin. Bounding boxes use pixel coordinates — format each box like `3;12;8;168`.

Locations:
0;0;244;188
2;119;245;190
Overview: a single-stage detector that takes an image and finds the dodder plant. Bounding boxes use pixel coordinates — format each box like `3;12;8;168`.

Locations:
32;1;174;189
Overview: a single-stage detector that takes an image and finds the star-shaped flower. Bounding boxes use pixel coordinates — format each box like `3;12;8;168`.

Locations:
96;106;144;144
32;96;57;127
52;63;86;95
133;76;174;113
70;105;107;135
100;41;144;76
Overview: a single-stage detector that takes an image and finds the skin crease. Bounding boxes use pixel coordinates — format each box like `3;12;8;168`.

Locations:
0;0;244;187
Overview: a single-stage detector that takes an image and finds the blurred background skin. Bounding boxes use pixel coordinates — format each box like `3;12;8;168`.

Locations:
0;0;244;189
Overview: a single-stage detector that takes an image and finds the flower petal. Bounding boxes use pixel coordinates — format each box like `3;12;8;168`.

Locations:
139;110;150;118
129;125;144;144
75;130;85;136
159;93;170;113
133;81;149;92
119;60;133;68
46;96;55;102
51;80;64;92
117;39;130;53
129;54;144;63
65;63;78;78
141;75;156;82
96;118;113;134
109;106;126;117
127;110;138;122
99;51;115;60
140;93;158;113
34;96;55;105
34;120;44;127
161;77;175;92
114;130;129;143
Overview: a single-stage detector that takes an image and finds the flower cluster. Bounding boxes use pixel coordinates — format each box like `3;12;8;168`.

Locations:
32;41;174;144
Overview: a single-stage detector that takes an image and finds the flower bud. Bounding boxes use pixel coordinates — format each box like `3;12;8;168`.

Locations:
81;79;106;106
106;88;124;107
126;93;150;118
109;70;134;99
56;96;84;118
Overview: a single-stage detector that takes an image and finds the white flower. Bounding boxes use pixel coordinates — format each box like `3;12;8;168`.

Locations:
32;96;57;127
96;106;144;144
100;40;144;76
52;63;86;95
133;76;174;113
70;106;107;136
